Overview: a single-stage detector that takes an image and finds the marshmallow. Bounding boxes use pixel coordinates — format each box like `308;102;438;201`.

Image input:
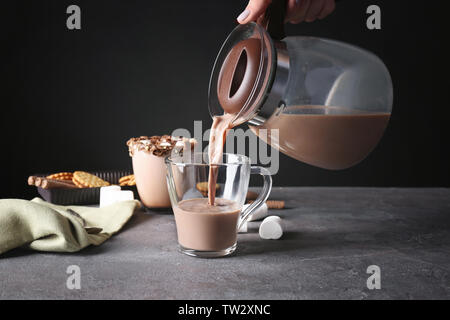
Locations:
99;186;134;208
182;187;204;200
243;202;269;221
100;185;121;193
259;216;283;240
114;190;134;201
99;186;121;207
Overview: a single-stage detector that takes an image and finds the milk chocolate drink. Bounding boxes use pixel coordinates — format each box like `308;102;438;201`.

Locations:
173;198;241;251
127;135;194;208
250;106;390;170
207;113;235;205
169;113;238;252
169;114;237;252
208;23;393;171
131;150;171;207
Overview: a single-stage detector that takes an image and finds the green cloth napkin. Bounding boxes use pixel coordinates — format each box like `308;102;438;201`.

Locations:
0;197;141;255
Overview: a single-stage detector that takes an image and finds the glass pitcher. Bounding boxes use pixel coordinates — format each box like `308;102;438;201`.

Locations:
208;0;393;170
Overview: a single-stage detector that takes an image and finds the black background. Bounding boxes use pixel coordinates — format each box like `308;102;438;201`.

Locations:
2;0;449;199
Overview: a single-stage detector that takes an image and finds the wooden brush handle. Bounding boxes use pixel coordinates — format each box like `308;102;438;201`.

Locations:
249;200;285;209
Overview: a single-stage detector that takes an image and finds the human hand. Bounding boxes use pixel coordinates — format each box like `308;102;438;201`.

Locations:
237;0;336;24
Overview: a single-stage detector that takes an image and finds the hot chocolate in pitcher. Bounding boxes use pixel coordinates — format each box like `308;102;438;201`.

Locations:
208;0;393;170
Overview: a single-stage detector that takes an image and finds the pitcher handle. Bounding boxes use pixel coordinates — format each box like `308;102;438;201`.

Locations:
238;166;272;230
257;0;287;40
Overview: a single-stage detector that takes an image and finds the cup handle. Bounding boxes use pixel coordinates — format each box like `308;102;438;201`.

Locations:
238;166;272;230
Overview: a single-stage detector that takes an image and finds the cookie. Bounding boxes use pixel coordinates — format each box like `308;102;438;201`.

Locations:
196;181;220;197
73;171;110;188
41;178;77;189
119;174;135;186
120;180;136;187
46;172;74;180
246;191;258;200
126;177;136;186
28;176;77;189
28;175;37;186
119;174;134;183
72;178;86;188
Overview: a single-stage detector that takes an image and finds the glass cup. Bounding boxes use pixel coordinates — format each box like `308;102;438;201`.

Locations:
165;153;272;258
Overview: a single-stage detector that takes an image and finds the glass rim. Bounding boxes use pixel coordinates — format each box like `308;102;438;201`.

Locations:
165;152;251;167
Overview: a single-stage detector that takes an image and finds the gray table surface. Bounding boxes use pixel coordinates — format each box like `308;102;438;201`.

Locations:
1;187;449;300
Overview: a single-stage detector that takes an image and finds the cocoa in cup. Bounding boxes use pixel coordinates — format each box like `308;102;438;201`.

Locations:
127;135;195;208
